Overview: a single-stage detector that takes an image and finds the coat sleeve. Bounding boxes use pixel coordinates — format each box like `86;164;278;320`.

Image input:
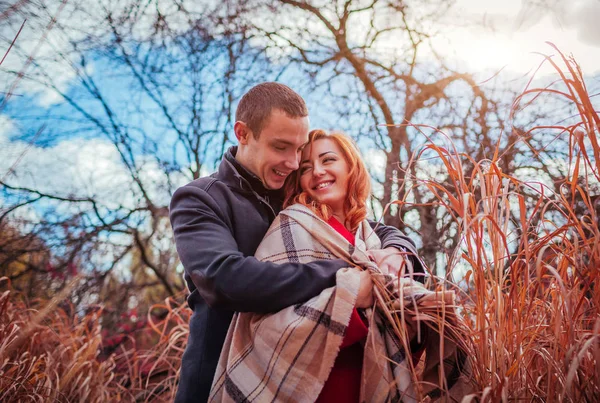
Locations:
170;184;346;313
368;219;426;280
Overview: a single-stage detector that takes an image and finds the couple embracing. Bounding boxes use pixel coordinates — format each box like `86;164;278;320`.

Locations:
170;83;470;402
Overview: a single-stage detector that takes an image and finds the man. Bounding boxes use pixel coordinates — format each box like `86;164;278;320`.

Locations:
169;82;423;402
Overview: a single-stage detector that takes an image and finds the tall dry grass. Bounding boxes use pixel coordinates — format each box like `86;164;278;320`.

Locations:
0;275;190;402
0;46;598;401
398;45;599;401
0;276;116;402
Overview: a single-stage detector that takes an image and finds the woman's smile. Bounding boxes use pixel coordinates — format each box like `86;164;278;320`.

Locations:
313;180;335;190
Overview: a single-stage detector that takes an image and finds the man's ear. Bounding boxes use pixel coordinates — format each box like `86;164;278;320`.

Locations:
234;121;252;145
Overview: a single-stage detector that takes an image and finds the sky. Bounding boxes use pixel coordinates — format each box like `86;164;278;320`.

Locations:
434;0;600;77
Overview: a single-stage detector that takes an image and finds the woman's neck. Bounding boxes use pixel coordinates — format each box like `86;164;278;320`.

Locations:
332;210;347;229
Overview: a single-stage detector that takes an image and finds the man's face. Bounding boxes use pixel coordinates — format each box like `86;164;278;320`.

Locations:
239;109;310;190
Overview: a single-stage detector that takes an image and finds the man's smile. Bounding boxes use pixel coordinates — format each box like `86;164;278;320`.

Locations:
273;169;289;177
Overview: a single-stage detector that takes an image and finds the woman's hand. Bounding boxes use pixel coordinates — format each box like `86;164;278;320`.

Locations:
355;270;374;308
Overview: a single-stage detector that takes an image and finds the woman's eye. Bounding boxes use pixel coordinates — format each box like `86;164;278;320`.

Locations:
300;166;311;174
323;157;335;163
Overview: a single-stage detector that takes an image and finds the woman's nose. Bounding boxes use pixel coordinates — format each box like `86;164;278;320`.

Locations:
312;164;325;177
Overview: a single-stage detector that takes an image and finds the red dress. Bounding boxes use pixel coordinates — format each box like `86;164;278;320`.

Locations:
315;217;368;403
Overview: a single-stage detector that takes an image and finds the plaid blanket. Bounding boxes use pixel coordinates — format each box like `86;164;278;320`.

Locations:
209;204;470;402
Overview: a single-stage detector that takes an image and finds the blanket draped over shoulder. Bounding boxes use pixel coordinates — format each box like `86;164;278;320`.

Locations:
209;204;471;402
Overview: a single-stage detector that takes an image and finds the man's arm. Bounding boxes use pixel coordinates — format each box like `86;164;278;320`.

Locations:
369;219;416;249
170;184;347;313
369;220;426;281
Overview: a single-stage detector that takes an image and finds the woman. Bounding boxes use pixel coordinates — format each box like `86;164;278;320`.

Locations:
209;130;469;402
285;129;383;403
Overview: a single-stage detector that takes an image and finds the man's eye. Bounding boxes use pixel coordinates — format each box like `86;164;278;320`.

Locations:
275;146;286;151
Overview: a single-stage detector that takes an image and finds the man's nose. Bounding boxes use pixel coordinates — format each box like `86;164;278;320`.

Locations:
284;154;300;171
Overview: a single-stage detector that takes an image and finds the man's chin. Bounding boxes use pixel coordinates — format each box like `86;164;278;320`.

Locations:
264;176;286;190
265;182;285;190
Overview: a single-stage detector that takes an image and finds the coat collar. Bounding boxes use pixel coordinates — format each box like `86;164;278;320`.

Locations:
216;146;284;211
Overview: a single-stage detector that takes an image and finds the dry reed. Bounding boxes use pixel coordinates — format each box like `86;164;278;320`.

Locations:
0;277;116;402
392;45;599;401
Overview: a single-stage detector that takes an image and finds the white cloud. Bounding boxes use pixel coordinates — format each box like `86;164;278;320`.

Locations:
430;0;600;77
1;4;77;106
0;0;156;107
561;0;600;47
0;133;175;215
0;115;15;142
363;148;387;182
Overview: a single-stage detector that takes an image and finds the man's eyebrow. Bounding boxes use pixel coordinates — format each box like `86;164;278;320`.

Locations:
301;151;336;164
272;138;298;146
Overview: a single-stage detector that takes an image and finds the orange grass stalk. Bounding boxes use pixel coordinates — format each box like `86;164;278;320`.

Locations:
0;275;191;402
393;45;600;401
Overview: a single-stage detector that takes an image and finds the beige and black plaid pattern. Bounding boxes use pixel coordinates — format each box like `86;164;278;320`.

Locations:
209;204;470;402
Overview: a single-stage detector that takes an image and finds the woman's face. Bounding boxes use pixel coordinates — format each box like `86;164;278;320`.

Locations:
299;138;350;215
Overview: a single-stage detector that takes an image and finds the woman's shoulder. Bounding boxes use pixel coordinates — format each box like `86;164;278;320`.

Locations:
278;203;321;222
262;204;316;240
279;203;312;214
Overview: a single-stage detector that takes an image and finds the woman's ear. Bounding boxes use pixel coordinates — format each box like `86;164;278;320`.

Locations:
234;121;252;144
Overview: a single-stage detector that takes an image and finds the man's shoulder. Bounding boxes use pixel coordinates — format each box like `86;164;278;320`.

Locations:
181;174;221;193
171;172;227;201
169;174;237;224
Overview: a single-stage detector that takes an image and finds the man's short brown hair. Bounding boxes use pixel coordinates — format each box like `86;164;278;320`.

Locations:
236;82;309;138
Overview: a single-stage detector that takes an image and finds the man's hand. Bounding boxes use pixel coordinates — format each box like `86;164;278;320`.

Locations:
355;270;374;308
366;247;408;277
